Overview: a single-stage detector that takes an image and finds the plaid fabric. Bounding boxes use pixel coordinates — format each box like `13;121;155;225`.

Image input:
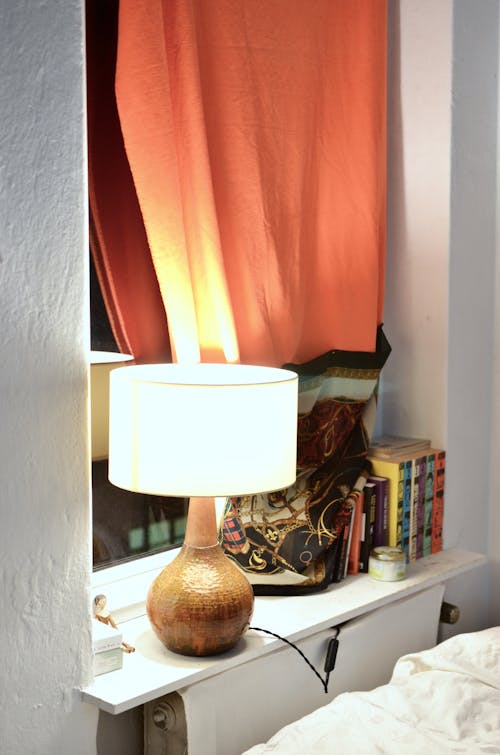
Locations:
221;500;248;552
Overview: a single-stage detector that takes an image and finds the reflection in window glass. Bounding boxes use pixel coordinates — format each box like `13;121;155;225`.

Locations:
90;255;188;570
92;460;188;570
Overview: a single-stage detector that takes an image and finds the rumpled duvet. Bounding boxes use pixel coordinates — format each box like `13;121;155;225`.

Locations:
243;627;500;754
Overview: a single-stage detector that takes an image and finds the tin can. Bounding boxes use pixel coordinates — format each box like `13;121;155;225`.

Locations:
368;546;406;582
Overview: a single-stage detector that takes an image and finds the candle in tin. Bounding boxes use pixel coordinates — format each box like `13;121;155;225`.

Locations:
368;546;406;582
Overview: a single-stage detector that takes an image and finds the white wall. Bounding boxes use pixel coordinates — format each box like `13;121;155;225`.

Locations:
383;0;452;449
0;2;97;754
383;0;499;634
445;0;498;635
447;0;498;555
488;4;500;628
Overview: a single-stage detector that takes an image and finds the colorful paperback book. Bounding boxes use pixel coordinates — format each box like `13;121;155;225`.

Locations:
332;516;351;582
347;491;364;575
368;475;388;547
342;501;357;580
415;455;427;559
423;453;435;557
408;450;444;561
409;456;422;561
432;450;446;554
368;456;406;548
401;459;413;561
370;448;446;561
359;481;376;572
369;435;431;459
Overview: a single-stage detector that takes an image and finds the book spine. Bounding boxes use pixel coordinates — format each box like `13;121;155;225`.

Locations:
359;482;376;572
401;459;412;561
347;491;364;575
409;459;420;562
396;462;404;548
415;456;427;559
423;452;435;557
369;477;388;547
368;458;405;549
332;496;355;582
332;518;351;582
431;451;446;553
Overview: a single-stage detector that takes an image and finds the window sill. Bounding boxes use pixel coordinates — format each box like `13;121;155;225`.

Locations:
91;548;179;624
82;548;486;715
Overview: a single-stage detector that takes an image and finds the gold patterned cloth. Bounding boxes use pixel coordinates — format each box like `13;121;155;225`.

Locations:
220;327;391;594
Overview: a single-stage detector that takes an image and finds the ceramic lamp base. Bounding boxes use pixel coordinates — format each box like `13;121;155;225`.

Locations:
146;542;254;656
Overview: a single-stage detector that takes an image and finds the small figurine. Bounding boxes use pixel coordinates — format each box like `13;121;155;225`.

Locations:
93;594;135;653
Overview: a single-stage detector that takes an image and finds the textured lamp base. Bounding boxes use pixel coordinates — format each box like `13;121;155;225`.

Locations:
146;542;254;657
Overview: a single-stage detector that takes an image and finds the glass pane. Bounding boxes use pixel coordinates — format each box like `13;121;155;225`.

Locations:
92;459;188;570
90;255;188;570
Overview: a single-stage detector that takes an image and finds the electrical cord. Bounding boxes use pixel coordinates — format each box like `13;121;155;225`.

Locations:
249;625;340;694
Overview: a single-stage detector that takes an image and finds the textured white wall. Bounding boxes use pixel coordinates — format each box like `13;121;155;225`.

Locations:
444;0;499;636
488;4;500;627
446;0;498;554
383;0;499;633
0;1;98;753
383;0;452;447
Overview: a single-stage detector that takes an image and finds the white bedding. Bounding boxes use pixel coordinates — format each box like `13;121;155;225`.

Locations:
243;627;500;754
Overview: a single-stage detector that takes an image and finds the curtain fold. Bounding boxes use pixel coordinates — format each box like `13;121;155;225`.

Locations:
91;0;387;367
86;0;172;363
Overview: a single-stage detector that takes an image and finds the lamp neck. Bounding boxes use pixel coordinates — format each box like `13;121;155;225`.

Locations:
184;496;219;548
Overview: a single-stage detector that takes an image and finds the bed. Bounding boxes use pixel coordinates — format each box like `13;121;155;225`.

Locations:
242;627;500;754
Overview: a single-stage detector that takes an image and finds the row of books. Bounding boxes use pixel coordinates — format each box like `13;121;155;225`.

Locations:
338;438;446;579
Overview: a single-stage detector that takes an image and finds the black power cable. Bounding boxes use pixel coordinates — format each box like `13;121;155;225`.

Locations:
249;626;340;694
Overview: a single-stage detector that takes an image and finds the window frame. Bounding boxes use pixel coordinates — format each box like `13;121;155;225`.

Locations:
91;546;180;623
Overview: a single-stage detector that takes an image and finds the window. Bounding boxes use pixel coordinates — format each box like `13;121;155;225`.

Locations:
90;253;188;570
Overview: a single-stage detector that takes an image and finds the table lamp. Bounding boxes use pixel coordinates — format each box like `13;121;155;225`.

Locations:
108;363;298;656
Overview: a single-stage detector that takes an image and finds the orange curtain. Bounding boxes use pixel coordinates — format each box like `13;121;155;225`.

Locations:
111;0;387;366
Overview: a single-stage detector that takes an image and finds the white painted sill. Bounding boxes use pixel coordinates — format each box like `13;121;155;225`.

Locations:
82;548;486;715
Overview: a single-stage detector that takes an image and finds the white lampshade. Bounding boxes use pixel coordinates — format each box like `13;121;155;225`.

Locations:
108;363;298;497
90;351;134;460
